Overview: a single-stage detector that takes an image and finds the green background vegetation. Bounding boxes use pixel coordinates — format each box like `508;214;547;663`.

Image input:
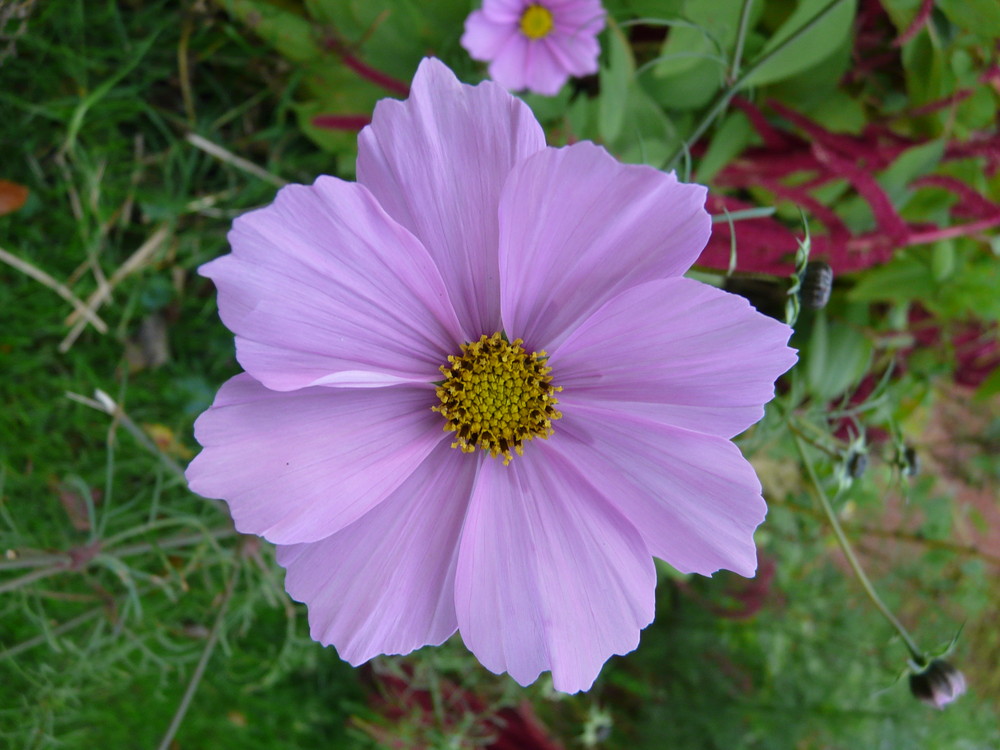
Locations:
1;1;997;747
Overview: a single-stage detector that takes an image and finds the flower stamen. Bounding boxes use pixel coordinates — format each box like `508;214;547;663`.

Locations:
519;4;555;40
433;333;562;465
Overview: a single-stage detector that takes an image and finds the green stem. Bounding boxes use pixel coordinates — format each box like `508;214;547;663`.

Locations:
730;0;756;82
666;0;850;169
156;562;240;750
792;432;925;663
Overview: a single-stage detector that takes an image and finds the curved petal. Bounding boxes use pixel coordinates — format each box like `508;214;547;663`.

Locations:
276;442;478;664
186;374;443;545
550;278;797;438
455;447;655;693
462;10;517;61
551;399;768;577
499;143;710;352
357;58;546;337
203;176;464;391
543;33;600;77
487;33;533;92
521;40;572;96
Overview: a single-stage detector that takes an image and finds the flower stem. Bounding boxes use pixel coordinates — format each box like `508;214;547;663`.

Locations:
792;432;925;664
666;0;850;169
729;0;756;82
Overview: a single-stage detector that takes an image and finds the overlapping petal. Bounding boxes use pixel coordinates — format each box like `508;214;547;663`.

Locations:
276;442;478;664
462;10;518;60
499;143;711;352
189;56;798;694
357;58;546;336
551;399;768;577
186;374;443;545
550;277;797;438
462;1;605;95
203;177;463;391
455;446;655;693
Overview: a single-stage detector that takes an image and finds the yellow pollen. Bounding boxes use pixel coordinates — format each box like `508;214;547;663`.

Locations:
519;4;554;40
432;332;562;465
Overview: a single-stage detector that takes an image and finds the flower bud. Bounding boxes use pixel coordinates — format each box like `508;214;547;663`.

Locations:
909;659;966;709
846;450;868;479
799;261;833;310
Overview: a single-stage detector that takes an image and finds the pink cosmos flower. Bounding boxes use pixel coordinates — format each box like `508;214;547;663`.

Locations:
461;0;605;95
186;58;797;693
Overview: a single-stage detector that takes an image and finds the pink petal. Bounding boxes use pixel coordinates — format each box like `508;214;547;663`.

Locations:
454;447;655;693
276;442;477;664
357;58;546;337
202;177;463;391
185;374;443;544
481;0;526;23
499;143;711;352
550;278;797;438
551;398;768;577
488;33;533;92
545;30;601;77
462;10;517;61
521;40;572;96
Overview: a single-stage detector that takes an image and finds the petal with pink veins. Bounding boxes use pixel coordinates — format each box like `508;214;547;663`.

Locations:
204;177;463;391
357;58;546;337
552;398;768;577
276;442;478;664
186;374;443;545
550;277;797;438
499;143;710;352
455;447;655;693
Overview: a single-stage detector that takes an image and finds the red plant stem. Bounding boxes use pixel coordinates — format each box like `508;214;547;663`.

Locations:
907;214;1000;244
905;89;974;118
340;52;410;96
312;114;372;131
913;175;1000;219
812;143;910;242
894;0;935;47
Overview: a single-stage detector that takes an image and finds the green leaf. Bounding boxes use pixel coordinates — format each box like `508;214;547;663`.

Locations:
974;363;1000;401
741;0;856;87
877;139;945;206
695;110;751;182
642;56;722;110
652;23;717;78
936;0;1000;38
806;312;873;400
599;19;635;142
303;0;467;80
849;254;936;304
609;85;678;166
219;0;322;63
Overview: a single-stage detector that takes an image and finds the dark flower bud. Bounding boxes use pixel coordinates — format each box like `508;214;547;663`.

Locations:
909;659;966;709
846;450;868;479
902;445;920;477
799;261;833;310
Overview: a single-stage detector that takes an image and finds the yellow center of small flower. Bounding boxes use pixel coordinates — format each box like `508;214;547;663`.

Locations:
433;332;562;465
519;4;555;40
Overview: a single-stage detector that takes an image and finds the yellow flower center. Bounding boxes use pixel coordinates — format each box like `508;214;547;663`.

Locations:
519;4;555;40
433;332;562;465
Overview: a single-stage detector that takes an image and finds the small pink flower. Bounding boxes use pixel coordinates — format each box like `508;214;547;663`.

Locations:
461;0;606;95
186;59;796;693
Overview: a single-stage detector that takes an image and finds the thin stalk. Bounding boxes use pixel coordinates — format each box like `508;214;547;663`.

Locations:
792;432;925;663
156;562;240;750
0;526;235;572
730;0;756;82
666;0;849;168
0;566;65;595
